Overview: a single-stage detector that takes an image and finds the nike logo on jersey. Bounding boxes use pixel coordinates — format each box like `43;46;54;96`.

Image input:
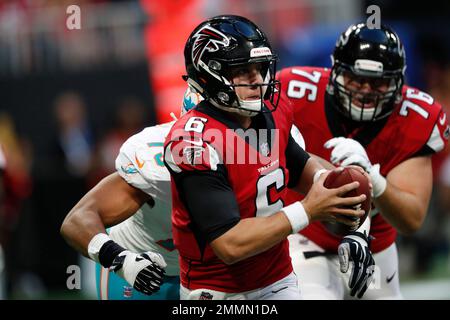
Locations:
135;256;144;262
183;138;204;146
135;153;145;168
440;113;447;126
386;271;396;283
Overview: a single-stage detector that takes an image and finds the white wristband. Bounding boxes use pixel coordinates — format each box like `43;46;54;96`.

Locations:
87;233;112;263
282;201;309;234
313;169;328;184
368;164;387;198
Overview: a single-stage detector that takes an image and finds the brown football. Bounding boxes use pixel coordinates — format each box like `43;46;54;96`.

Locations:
321;167;371;236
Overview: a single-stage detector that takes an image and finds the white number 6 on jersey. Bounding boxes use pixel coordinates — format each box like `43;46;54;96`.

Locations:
185;117;208;133
255;168;285;217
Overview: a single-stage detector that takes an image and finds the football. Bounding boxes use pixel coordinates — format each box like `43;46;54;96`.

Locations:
321;167;371;236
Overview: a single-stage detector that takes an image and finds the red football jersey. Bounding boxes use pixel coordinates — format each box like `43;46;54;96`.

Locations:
164;101;294;292
277;66;449;253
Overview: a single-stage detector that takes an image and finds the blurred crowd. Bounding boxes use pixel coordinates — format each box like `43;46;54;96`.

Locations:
0;0;153;298
0;90;150;298
0;0;450;299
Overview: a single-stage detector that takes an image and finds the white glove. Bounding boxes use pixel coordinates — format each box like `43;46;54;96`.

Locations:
324;137;387;198
338;231;375;299
111;250;167;296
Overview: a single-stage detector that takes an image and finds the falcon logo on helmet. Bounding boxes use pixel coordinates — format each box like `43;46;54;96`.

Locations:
192;26;230;71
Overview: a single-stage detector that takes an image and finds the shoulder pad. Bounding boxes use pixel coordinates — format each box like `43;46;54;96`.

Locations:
116;125;171;196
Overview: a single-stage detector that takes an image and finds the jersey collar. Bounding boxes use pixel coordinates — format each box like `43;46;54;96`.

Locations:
195;101;277;156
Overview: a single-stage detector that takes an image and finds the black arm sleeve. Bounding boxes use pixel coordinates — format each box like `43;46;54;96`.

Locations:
175;166;241;244
285;134;311;188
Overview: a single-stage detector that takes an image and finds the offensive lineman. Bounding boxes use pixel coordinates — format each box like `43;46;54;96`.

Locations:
278;23;449;299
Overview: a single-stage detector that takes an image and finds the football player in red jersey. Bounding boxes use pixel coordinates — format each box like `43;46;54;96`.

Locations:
278;23;450;299
164;15;371;300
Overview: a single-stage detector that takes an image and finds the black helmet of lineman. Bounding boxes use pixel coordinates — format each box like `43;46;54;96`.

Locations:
327;23;406;121
183;15;280;117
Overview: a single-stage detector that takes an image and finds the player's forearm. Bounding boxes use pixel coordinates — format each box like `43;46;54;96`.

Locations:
211;212;293;264
61;173;150;256
310;153;335;170
60;205;108;257
374;183;428;235
293;156;329;194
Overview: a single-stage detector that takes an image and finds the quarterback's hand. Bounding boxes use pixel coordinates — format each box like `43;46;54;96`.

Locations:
338;231;375;299
324;137;386;198
302;169;366;228
111;250;167;295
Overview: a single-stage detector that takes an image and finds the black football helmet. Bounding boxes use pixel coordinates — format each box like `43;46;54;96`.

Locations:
328;23;406;121
183;15;280;116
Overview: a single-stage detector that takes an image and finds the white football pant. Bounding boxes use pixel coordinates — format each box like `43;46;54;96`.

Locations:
288;233;403;300
180;272;301;300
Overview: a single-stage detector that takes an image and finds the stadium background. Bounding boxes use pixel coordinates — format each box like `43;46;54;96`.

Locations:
0;0;449;299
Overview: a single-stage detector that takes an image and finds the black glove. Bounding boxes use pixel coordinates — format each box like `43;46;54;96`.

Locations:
111;251;166;295
338;231;375;298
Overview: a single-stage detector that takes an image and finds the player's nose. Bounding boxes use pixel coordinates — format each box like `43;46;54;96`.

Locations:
248;69;263;88
358;79;375;92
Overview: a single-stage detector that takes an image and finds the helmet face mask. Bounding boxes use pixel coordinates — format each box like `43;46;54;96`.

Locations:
329;23;406;122
184;15;280;117
331;65;403;121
